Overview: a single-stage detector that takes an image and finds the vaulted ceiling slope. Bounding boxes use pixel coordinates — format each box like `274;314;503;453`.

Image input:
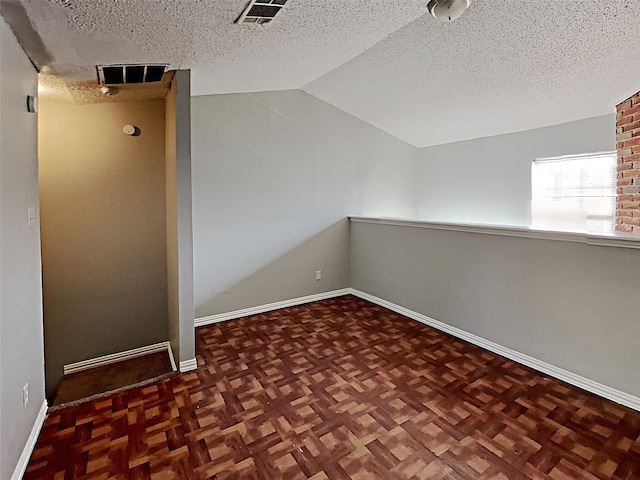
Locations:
3;0;640;147
305;1;640;147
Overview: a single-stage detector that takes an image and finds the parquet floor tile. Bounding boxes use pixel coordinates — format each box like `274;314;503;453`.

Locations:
24;296;640;479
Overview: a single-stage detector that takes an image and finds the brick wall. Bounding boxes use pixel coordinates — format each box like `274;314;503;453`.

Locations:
616;90;640;234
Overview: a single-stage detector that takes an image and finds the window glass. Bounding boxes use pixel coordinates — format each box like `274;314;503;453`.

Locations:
531;152;617;234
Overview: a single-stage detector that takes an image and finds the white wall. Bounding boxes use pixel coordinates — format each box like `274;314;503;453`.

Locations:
192;89;417;317
165;70;195;369
417;114;616;227
0;17;46;479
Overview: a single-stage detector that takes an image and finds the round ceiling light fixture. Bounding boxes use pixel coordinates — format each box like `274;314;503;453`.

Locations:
427;0;470;22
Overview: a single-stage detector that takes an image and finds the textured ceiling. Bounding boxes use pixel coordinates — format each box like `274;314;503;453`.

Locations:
3;0;426;92
3;0;640;147
304;0;640;147
38;73;172;105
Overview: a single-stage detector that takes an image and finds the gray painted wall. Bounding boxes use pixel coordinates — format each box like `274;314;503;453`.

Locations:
166;70;195;367
39;98;169;397
191;89;417;317
417;114;616;227
0;16;46;479
350;220;640;398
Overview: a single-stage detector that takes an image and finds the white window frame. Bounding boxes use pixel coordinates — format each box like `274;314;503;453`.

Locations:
531;151;617;234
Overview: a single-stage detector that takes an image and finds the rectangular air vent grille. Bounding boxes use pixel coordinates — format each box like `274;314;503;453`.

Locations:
97;64;168;85
237;0;288;24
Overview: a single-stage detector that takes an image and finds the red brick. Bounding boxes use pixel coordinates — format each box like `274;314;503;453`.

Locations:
616;115;634;127
619;162;633;171
620;201;640;210
617;106;636;117
622;105;640;117
616;225;633;233
622;120;640;132
617;99;633;112
619;153;640;163
617;131;633;142
616;203;633;211
619;147;633;156
623;137;640;148
618;178;632;186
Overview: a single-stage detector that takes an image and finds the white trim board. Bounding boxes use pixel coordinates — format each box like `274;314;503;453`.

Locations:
11;399;48;480
167;343;177;372
349;216;640;250
348;288;640;412
63;342;175;375
194;288;351;327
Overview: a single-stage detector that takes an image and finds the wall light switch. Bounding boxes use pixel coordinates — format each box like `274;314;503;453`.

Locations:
315;270;322;280
27;207;36;227
23;383;29;409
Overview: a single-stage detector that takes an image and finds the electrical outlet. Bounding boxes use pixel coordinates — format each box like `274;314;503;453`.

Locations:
315;270;322;280
23;383;29;409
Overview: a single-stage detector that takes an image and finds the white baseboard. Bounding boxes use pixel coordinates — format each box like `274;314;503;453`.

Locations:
63;342;173;375
180;358;197;372
11;399;48;480
194;288;352;327
348;288;640;412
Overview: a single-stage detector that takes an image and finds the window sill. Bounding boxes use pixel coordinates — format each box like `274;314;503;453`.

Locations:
349;216;640;250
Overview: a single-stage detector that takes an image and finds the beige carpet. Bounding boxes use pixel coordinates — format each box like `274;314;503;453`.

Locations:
52;350;175;409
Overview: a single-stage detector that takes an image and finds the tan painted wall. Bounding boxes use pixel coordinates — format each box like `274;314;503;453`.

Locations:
39;98;169;397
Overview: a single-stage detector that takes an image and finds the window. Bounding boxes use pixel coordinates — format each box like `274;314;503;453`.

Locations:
531;152;617;234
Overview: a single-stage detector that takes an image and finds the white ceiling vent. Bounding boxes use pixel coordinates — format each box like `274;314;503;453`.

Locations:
97;64;168;85
237;0;288;25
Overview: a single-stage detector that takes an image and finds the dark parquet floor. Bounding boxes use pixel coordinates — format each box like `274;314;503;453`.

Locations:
25;296;640;479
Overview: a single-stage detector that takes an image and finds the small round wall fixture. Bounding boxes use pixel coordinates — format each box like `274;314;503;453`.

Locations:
123;124;136;136
427;0;470;22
